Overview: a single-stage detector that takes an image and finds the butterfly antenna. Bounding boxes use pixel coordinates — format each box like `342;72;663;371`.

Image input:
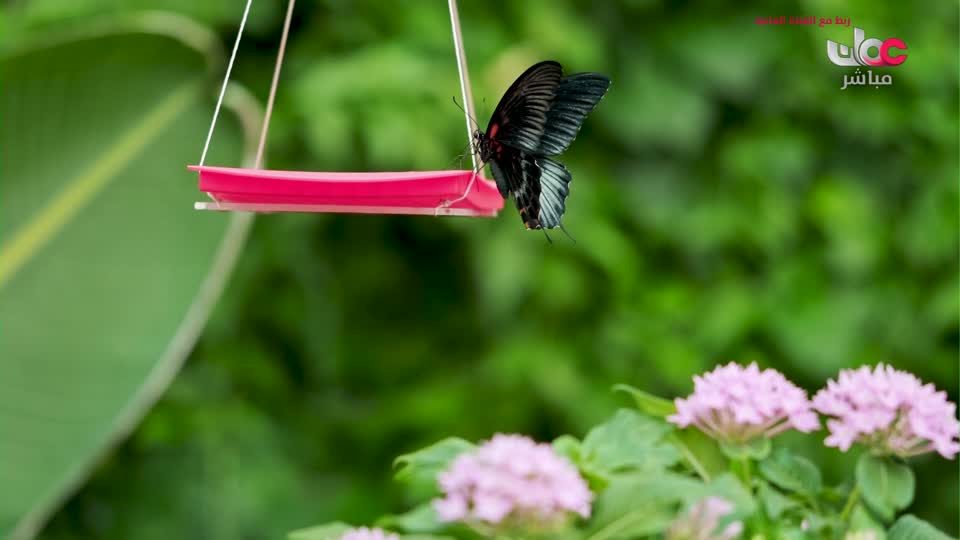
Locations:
559;224;577;245
542;229;554;244
452;95;480;132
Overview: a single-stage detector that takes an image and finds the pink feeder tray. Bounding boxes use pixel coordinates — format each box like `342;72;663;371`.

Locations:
192;0;494;218
190;165;504;217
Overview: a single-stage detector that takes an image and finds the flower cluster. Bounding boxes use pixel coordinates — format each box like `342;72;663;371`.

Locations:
433;434;592;528
668;362;820;443
813;364;960;458
666;496;743;540
291;361;959;540
336;527;399;540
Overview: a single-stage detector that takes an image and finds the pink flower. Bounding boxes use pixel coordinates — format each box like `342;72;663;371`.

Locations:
812;364;960;459
433;434;592;528
668;362;819;443
337;527;399;540
667;496;743;540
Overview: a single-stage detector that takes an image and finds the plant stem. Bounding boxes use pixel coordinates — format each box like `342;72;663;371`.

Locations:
735;456;753;490
839;485;861;523
670;433;711;482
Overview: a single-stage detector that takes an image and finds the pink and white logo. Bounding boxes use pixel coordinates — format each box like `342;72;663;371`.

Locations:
827;27;907;67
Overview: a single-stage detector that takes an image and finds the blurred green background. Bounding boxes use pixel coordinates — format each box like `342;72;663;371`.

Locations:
1;0;957;538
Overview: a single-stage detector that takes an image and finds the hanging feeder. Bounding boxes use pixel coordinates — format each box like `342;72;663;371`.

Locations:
189;0;502;218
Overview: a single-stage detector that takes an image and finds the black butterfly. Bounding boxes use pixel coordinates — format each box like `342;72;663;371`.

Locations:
465;61;610;233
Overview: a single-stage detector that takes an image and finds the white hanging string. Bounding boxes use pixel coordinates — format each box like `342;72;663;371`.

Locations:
198;0;254;167
255;0;296;169
447;0;479;174
205;0;475;179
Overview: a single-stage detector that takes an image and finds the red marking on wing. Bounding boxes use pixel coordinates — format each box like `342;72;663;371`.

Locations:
488;123;499;139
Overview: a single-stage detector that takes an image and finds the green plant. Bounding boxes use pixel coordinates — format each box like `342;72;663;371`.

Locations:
289;363;957;540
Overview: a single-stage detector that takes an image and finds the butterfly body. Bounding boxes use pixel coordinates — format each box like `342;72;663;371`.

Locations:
472;61;610;230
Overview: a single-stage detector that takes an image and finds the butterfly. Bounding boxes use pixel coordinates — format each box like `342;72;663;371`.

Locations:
447;61;610;235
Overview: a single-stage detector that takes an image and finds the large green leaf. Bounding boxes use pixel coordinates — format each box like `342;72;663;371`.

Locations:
290;522;453;540
856;454;916;523
888;515;957;540
393;437;475;500
0;15;258;539
289;522;354;540
581;409;680;475
376;503;445;534
612;383;677;417
585;471;754;540
758;447;822;498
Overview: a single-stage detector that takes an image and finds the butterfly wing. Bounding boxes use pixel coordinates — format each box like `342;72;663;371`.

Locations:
536;73;611;156
484;61;563;153
490;149;572;230
488;157;512;199
533;156;572;229
489;148;540;228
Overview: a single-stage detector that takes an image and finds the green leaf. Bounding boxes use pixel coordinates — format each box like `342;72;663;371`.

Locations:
776;528;817;540
856;454;916;522
758;447;823;497
586;471;755;540
887;515;956;540
585;475;681;540
581;409;680;474
585;503;675;540
377;503;444;534
720;437;772;461
291;520;453;540
802;512;836;534
289;522;354;540
394;437;475;493
553;434;583;463
553;434;613;492
612;384;677;417
758;482;801;519
851;504;888;540
701;473;758;516
0;16;257;538
669;428;727;481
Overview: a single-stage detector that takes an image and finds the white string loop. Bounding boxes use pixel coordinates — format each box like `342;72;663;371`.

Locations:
199;0;254;167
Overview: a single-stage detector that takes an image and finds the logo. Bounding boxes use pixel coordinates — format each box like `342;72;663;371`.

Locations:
827;27;907;67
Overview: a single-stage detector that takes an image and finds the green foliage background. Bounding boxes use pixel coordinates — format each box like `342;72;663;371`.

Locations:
4;0;958;538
